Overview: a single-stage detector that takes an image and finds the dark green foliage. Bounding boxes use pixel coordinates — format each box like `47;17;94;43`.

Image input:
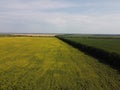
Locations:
57;36;120;71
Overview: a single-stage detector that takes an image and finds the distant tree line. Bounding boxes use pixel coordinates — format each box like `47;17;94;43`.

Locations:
0;34;53;37
0;34;27;37
57;36;120;71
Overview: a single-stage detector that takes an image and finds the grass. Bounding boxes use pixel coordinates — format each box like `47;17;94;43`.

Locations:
0;37;120;90
62;37;120;55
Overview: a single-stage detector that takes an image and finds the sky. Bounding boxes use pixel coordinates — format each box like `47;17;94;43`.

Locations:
0;0;120;34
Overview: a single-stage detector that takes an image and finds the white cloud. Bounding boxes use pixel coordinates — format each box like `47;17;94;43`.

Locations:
0;0;83;10
0;0;120;33
0;10;120;34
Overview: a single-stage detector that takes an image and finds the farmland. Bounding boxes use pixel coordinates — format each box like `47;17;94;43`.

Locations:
0;37;120;90
61;36;120;54
57;35;120;71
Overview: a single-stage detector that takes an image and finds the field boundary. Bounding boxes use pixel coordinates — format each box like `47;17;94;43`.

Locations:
56;36;120;71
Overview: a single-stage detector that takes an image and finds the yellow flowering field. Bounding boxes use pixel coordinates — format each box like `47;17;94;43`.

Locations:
0;37;119;90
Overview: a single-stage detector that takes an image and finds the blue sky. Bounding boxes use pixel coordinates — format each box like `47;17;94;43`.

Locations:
0;0;120;34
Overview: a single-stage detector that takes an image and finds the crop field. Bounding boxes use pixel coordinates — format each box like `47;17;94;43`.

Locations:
62;37;120;55
0;37;120;90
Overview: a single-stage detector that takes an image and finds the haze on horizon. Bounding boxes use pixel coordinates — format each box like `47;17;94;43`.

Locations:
0;0;120;34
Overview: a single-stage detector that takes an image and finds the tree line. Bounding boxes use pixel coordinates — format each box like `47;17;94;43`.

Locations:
57;36;120;71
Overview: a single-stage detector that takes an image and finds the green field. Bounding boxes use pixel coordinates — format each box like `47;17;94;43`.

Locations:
0;37;120;90
62;37;120;55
